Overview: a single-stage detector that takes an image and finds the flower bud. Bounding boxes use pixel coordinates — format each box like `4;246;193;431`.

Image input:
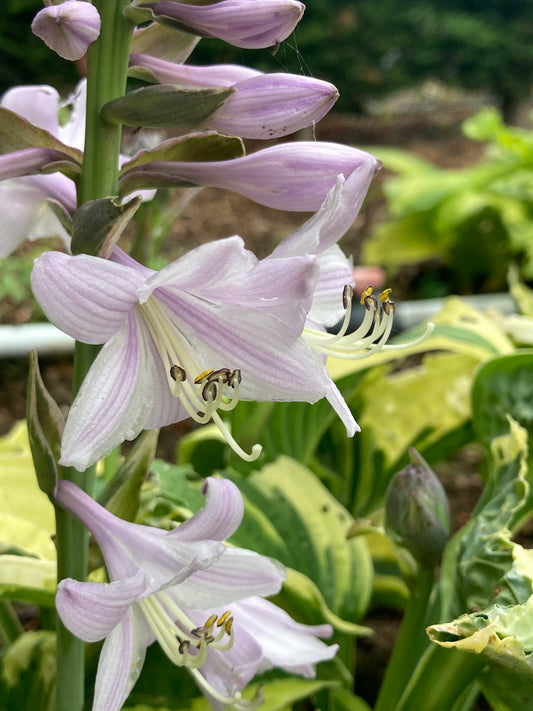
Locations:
128;0;305;49
385;449;450;569
32;0;101;61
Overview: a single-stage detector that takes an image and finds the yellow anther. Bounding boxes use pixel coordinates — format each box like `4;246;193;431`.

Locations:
194;369;214;384
170;364;186;382
204;614;218;630
379;288;392;302
224;617;233;635
360;286;373;305
217;611;232;627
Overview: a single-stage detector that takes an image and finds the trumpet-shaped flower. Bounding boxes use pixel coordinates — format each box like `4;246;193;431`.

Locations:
129;54;338;139
0;83;84;256
129;0;305;49
56;477;337;711
32;235;363;470
120;142;380;211
32;0;101;61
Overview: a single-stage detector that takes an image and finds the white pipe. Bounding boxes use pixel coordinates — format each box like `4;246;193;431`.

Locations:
0;323;74;357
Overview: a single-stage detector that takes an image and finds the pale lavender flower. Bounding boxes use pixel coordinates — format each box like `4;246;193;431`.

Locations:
129;54;338;139
120;142;380;211
129;0;305;49
270;171;435;367
31;235;361;470
0;83;83;255
56;477;336;711
32;0;101;61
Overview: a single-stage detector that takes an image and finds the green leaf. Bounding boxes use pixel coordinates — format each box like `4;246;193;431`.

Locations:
26;350;64;500
0;555;56;606
71;195;142;258
129;22;199;63
0;631;56;711
0;422;56;559
472;351;533;457
225;457;374;624
101;84;234;129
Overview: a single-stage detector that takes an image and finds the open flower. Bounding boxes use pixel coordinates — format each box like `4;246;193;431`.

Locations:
32;0;101;61
56;477;336;711
31;235;361;470
0;82;84;256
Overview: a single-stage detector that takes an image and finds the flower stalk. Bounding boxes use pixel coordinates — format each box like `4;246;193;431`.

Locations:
55;3;134;711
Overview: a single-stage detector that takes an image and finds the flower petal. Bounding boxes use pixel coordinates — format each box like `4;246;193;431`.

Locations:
231;596;338;673
59;311;153;470
56;569;147;642
308;245;353;328
129;54;261;87
173;548;285;608
1;85;60;135
31;251;143;343
92;607;148;711
174;477;244;542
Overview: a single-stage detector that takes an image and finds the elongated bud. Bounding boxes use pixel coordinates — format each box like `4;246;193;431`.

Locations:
127;0;305;49
32;0;101;61
385;448;450;569
119;141;380;211
211;73;338;139
129;54;262;87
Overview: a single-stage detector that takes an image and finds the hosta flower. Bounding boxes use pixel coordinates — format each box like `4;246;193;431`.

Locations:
32;0;101;61
270;170;434;369
120;142;380;211
56;477;337;711
0;82;84;256
129;54;338;139
31;235;361;470
128;0;305;49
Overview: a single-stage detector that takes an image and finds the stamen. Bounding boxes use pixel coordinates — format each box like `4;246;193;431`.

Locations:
137;296;262;461
170;364;186;382
303;284;433;361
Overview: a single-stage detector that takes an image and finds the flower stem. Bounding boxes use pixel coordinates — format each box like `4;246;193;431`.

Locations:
374;567;435;711
54;3;133;711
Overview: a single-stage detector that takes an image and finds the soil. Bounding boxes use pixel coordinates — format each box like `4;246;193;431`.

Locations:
0;104;499;709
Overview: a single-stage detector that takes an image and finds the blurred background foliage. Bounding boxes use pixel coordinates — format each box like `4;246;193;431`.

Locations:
2;0;533;117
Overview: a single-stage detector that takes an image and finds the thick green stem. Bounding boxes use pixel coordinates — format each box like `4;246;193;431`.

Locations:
374;568;435;711
55;4;133;711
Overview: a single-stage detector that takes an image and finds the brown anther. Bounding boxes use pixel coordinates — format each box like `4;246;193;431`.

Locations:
170;364;186;382
207;368;231;384
191;626;209;639
202;380;218;402
382;299;396;316
342;284;354;310
179;639;190;654
217;611;232;627
379;288;392;303
229;369;242;387
194;369;214;384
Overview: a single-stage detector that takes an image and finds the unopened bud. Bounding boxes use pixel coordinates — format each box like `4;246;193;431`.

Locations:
385;448;450;569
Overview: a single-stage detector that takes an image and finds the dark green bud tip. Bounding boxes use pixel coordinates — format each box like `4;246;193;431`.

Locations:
385;448;450;569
